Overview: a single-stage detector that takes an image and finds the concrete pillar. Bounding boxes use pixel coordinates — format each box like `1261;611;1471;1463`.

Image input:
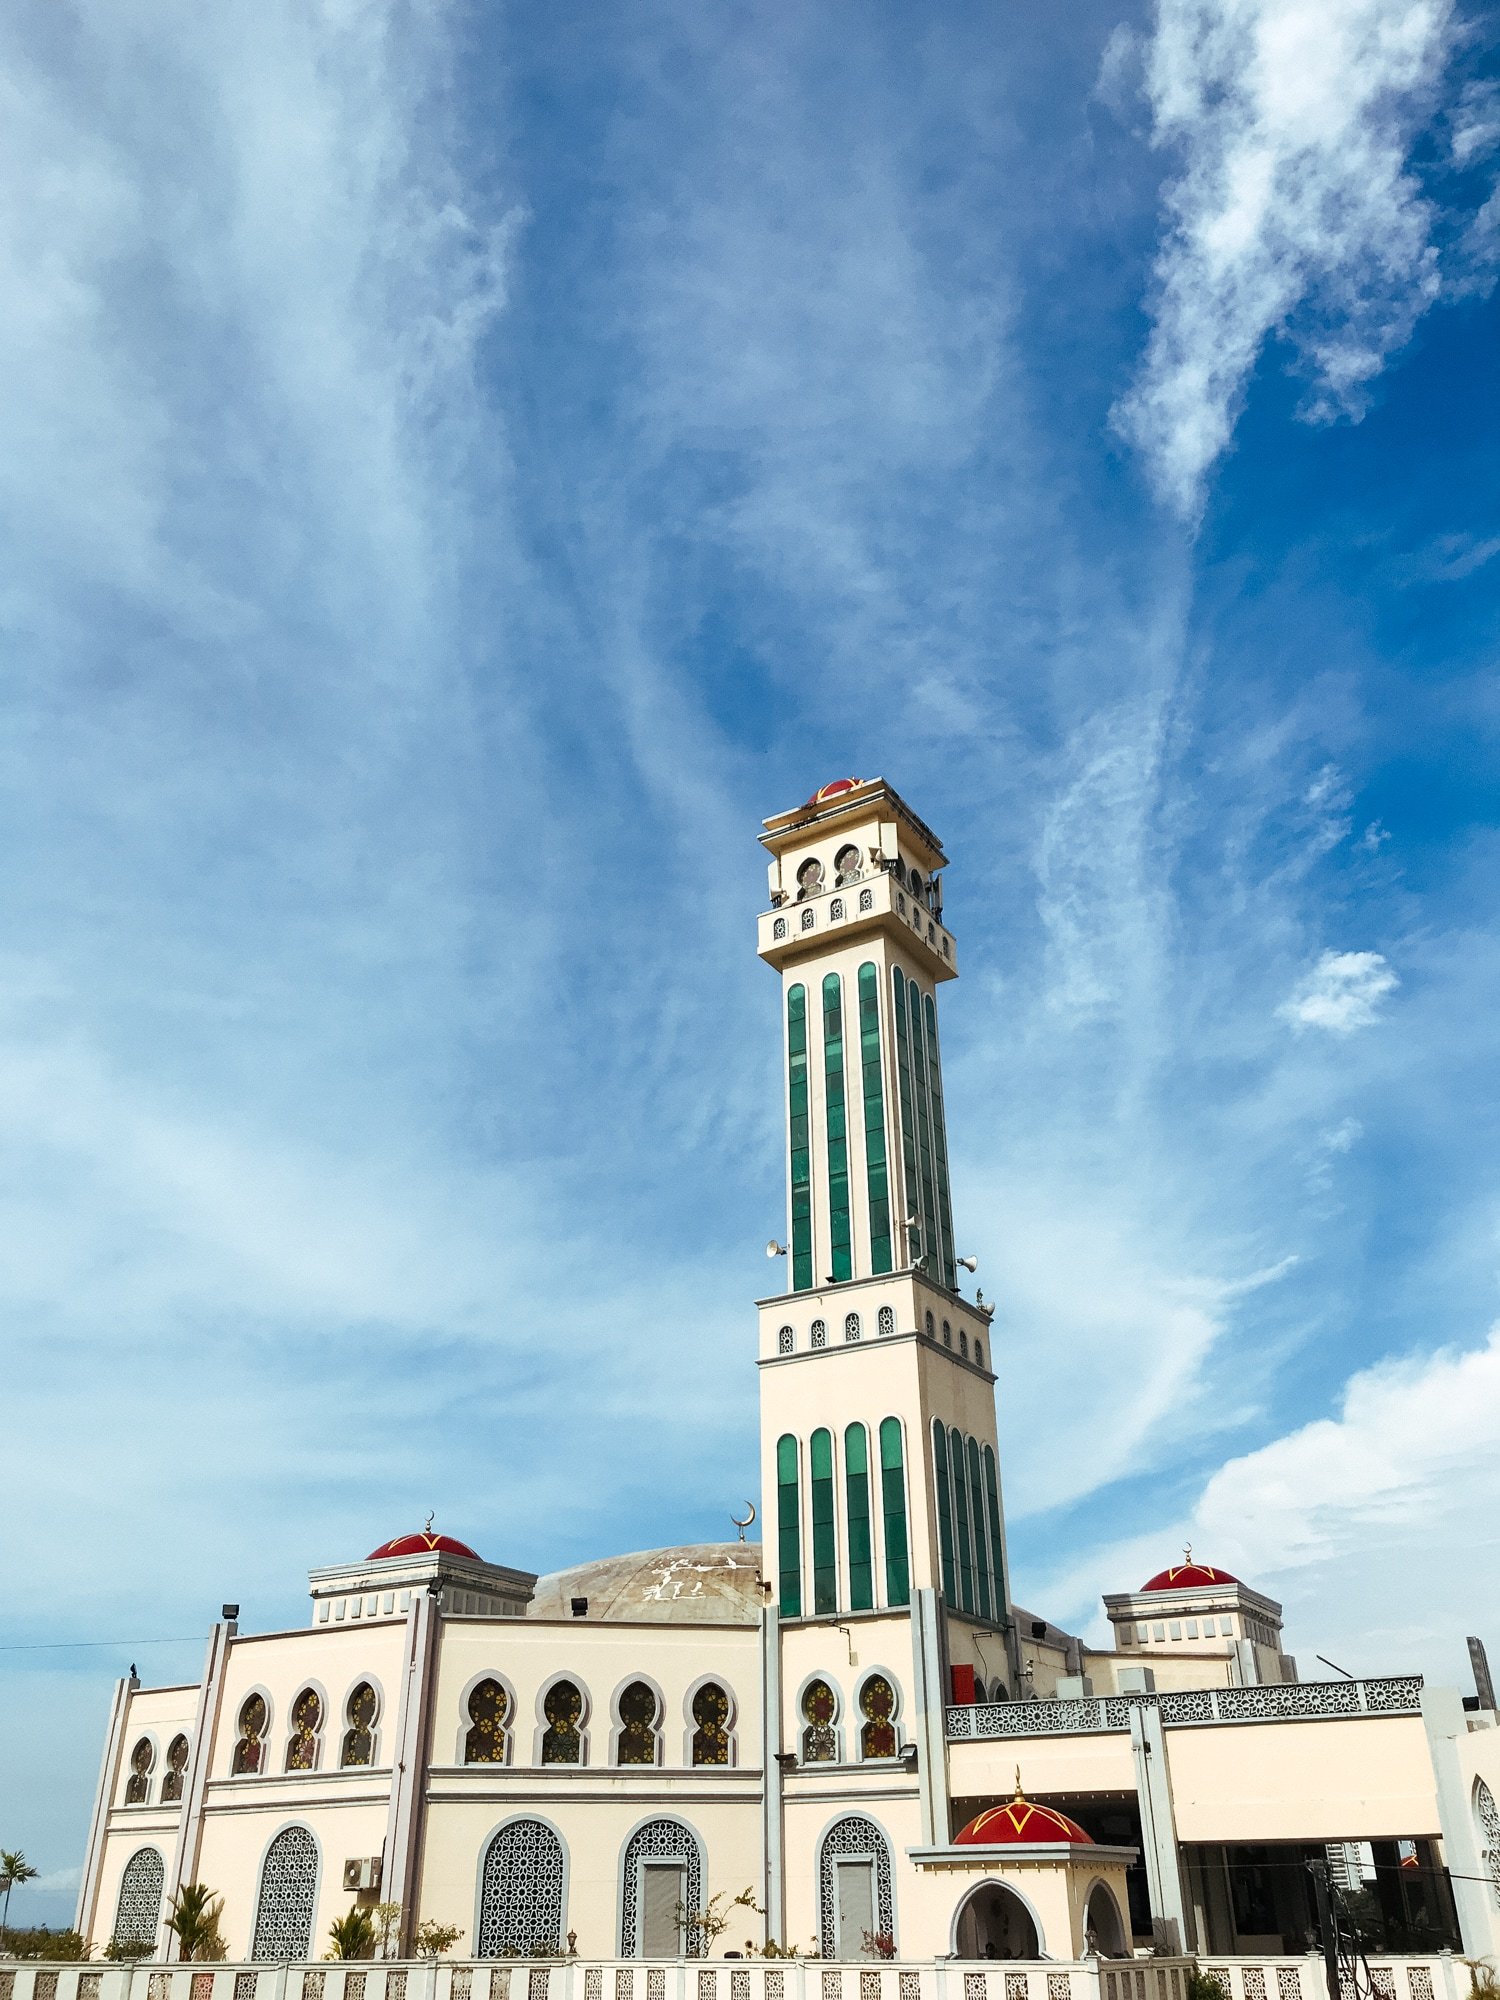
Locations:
75;1669;139;1941
165;1620;237;1955
760;1603;784;1945
1421;1685;1499;1958
385;1587;443;1954
1129;1703;1188;1953
911;1589;951;1846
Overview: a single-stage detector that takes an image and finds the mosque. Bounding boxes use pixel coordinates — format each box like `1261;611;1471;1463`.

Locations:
73;779;1500;1971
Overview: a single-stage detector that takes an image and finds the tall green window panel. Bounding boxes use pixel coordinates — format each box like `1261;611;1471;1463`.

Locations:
858;965;893;1275
879;1418;910;1607
966;1437;992;1620
923;993;957;1291
810;1427;838;1615
892;970;921;1266
907;981;941;1284
844;1423;874;1612
787;985;813;1292
822;975;852;1284
950;1424;974;1612
931;1420;956;1601
982;1446;1008;1620
777;1434;802;1618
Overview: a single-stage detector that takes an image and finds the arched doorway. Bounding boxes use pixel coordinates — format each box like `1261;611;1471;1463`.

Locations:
953;1882;1040;1959
1085;1883;1127;1957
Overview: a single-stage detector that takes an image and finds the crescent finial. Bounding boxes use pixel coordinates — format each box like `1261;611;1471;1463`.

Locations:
731;1501;757;1542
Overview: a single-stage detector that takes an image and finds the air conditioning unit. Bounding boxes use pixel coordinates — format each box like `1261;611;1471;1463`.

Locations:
342;1857;382;1892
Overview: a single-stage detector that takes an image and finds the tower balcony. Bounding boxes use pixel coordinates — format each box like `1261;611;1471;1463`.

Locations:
757;865;958;981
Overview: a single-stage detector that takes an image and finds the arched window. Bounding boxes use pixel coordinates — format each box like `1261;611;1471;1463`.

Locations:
251;1824;318;1960
932;1420;957;1600
232;1694;267;1775
112;1847;164;1950
465;1679;510;1764
822;975;852;1283
1476;1779;1500;1909
542;1680;584;1764
161;1734;189;1803
877;1304;894;1337
904;976;940;1277
477;1819;566;1956
982;1445;1008;1621
810;1427;837;1614
778;1324;794;1354
620;1818;704;1959
966;1437;993;1620
844;1423;874;1611
879;1418;910;1607
616;1681;660;1765
124;1737;154;1804
773;916;787;940
801;1679;838;1762
787;985;813;1291
858;888;873;913
908;869;924;900
830;896;844;921
834;844;862;885
800;907;814;931
942;1318;952;1348
958;1329;968;1359
777;1434;802;1618
844;1311;860;1342
893;972;921;1266
691;1683;731;1765
857;965;893;1275
951;1425;975;1611
341;1684;377;1767
923;992;957;1289
923;1309;934;1339
974;1337;985;1369
285;1688;322;1771
796;858;824;899
859;1675;898;1759
818;1816;894;1959
811;1316;827;1348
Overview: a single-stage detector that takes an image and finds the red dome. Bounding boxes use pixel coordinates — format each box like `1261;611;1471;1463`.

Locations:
367;1530;481;1562
1141;1559;1238;1592
955;1796;1093;1847
804;777;862;807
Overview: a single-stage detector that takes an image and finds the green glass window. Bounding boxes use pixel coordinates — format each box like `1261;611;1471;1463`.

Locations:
777;1433;802;1618
892;969;920;1265
932;1419;956;1601
951;1425;974;1612
966;1437;992;1620
823;975;852;1284
982;1445;1008;1620
844;1423;874;1611
787;985;814;1291
907;981;941;1283
879;1417;910;1607
810;1427;837;1615
858;965;893;1275
923;993;957;1290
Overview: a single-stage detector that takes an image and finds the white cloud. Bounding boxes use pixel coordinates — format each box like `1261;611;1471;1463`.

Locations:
1116;0;1454;517
1279;948;1398;1032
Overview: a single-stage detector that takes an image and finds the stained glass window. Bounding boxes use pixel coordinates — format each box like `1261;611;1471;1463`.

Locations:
857;965;892;1275
966;1438;992;1620
125;1738;154;1805
232;1694;267;1775
822;975;852;1283
951;1425;974;1612
810;1427;837;1615
932;1422;956;1601
879;1418;910;1608
162;1734;189;1803
465;1679;510;1764
787;986;813;1292
982;1446;1008;1621
777;1433;802;1618
801;1679;837;1762
844;1424;874;1612
285;1688;322;1771
617;1681;659;1765
859;1676;897;1759
891;971;920;1266
542;1680;583;1764
341;1684;376;1768
691;1684;731;1765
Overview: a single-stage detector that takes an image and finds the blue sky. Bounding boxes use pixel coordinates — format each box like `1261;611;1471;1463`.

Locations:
3;0;1500;1929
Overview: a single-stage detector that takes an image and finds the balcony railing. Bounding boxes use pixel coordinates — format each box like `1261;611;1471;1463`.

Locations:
944;1676;1424;1740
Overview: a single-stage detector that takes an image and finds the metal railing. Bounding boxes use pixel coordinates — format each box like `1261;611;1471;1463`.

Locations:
944;1678;1424;1741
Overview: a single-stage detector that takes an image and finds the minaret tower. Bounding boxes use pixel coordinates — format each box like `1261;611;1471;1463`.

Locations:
755;777;1016;1674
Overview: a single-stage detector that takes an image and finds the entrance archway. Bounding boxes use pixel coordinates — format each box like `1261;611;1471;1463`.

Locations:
953;1882;1040;1959
1085;1883;1127;1957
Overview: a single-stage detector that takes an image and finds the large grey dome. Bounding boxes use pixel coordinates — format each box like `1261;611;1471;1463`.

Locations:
527;1542;764;1624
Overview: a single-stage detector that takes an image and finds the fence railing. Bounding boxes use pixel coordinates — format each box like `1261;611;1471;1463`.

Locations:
945;1678;1425;1741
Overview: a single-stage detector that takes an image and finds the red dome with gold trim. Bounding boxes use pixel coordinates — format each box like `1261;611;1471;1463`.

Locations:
803;777;862;807
1141;1559;1238;1592
955;1787;1093;1847
367;1529;481;1561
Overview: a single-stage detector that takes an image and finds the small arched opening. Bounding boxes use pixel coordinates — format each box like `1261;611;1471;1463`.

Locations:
1084;1883;1127;1957
953;1881;1040;1960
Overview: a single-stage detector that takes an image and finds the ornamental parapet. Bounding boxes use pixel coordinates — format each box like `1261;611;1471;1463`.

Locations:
944;1674;1424;1739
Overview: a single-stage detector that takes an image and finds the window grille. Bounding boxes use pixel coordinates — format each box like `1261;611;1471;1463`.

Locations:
844;1313;860;1342
251;1825;318;1960
877;1306;894;1336
620;1819;704;1958
811;1319;827;1348
778;1325;794;1354
817;1817;893;1958
477;1819;565;1956
113;1847;164;1948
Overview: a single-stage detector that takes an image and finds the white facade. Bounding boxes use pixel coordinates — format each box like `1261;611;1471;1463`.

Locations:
75;779;1500;1971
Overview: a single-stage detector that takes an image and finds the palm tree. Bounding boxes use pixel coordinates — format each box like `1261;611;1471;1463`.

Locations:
326;1908;376;1961
165;1884;226;1963
0;1851;40;1933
